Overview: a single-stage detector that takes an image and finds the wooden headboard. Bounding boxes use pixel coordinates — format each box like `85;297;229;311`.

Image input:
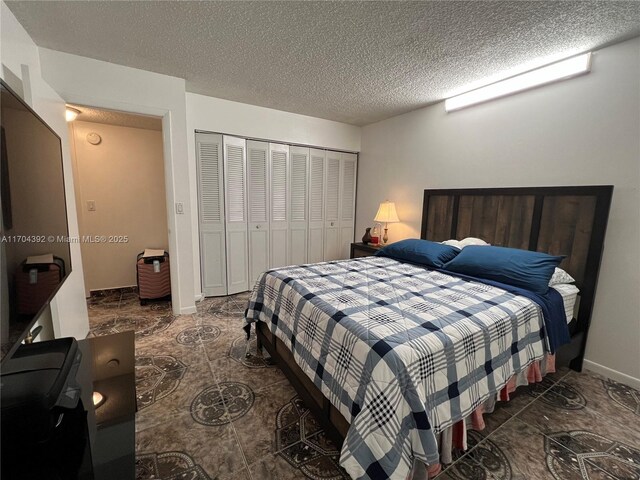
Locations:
420;186;613;370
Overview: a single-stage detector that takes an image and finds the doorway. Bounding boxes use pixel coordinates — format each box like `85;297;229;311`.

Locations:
67;105;168;298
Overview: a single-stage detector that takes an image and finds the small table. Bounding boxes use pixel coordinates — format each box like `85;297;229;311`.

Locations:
0;332;135;480
80;332;136;479
350;242;383;258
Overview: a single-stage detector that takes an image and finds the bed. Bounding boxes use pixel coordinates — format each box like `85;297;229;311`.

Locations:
244;185;613;480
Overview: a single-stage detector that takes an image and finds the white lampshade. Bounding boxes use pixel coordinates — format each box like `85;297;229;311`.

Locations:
374;201;399;223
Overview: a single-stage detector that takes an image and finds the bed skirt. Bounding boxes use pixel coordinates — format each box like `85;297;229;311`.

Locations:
409;354;557;480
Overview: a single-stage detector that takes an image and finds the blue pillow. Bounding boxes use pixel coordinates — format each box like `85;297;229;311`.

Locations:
375;239;460;268
444;245;564;294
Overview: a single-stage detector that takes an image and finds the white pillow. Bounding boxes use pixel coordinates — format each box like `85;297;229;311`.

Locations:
441;239;463;249
441;237;490;249
549;267;575;286
459;237;490;248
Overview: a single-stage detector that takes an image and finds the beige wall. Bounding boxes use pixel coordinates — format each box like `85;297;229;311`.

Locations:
357;37;640;387
71;120;168;293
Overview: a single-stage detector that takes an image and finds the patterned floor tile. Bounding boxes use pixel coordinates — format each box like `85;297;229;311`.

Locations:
219;467;253;480
203;297;246;318
209;352;287;392
87;289;637;480
136;354;188;408
561;369;640;422
136;450;212;479
231;381;298;465
473;368;578;436
87;289;122;309
136;329;210;370
228;330;275;368
477;401;516;436
136;356;217;433
201;323;251;362
517;384;640;449
433;472;464;480
87;316;136;337
85;308;119;326
274;395;349;480
439;429;500;479
248;453;313;480
191;381;254;427
176;324;221;346
476;418;612;480
136;412;246;479
547;430;639;479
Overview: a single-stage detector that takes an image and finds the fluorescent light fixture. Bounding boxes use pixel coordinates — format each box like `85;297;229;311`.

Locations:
65;107;80;122
445;53;592;112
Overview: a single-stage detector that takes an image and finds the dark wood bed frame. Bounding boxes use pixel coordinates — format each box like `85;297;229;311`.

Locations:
256;185;614;447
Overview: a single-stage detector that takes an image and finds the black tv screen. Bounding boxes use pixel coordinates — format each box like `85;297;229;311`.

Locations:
1;80;71;362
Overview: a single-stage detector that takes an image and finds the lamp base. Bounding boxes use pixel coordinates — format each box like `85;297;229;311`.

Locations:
382;226;389;245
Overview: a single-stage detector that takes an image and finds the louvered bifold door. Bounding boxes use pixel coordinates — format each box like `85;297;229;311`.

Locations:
339;153;358;259
269;143;289;269
196;133;227;296
247;140;270;285
223;135;249;294
289;146;309;265
307;149;325;264
323;151;342;261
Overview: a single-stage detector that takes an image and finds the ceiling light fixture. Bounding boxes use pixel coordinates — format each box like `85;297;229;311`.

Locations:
445;53;592;112
65;107;80;122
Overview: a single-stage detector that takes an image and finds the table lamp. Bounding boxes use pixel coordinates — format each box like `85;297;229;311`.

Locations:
374;200;399;245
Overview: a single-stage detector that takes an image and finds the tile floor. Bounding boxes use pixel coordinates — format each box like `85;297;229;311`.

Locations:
86;289;640;480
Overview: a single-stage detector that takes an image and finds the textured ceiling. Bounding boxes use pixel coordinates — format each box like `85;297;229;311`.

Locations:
68;104;162;131
8;1;640;125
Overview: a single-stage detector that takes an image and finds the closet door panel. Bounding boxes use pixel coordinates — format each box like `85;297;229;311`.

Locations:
247;140;270;285
196;133;227;296
227;230;248;293
308;233;324;264
248;228;268;284
201;231;225;292
323;151;342;261
290;229;307;264
339;153;357;259
324;228;340;262
269;143;289;268
289;146;309;265
271;229;288;267
308;149;325;264
224;135;249;294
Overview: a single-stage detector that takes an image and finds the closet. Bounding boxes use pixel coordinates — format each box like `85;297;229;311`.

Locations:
196;132;357;297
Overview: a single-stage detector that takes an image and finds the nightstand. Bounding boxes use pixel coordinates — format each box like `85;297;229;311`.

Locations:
350;242;383;259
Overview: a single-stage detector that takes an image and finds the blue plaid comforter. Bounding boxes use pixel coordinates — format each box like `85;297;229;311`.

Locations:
244;256;548;480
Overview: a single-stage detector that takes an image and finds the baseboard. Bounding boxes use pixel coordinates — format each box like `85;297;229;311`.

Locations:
180;306;197;315
89;285;137;296
195;293;204;302
582;359;640;390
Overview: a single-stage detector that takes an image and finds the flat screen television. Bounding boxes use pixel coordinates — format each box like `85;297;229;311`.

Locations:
1;79;72;363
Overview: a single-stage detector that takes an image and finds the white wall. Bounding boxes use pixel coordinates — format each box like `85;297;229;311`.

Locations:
186;93;361;297
357;37;640;386
35;50;362;308
38;48;197;315
71;121;168;292
0;1;89;339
